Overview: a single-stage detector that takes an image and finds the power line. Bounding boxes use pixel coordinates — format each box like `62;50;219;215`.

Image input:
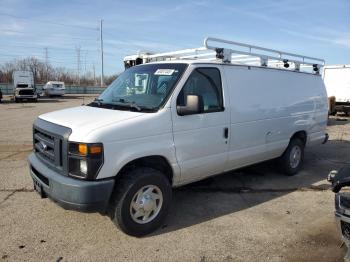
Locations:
0;44;99;54
1;29;99;42
0;12;99;31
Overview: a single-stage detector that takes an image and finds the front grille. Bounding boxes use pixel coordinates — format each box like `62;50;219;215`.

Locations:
32;118;72;176
34;128;62;167
19;89;34;95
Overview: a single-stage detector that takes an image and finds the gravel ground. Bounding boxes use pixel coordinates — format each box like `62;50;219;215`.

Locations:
0;95;349;262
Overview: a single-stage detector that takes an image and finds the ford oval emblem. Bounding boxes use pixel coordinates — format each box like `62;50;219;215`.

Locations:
40;141;48;151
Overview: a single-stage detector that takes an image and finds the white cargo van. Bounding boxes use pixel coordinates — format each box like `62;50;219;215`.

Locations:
13;70;37;102
323;65;350;114
43;81;65;96
28;37;328;236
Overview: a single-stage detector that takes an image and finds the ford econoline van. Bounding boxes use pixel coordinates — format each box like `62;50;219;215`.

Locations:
28;37;328;236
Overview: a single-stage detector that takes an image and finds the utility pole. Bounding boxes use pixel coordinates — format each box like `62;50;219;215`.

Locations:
84;51;87;74
76;46;81;86
44;47;48;82
100;19;104;87
93;64;96;86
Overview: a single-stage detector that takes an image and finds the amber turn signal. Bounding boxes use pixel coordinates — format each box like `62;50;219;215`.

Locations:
90;145;102;154
78;144;88;155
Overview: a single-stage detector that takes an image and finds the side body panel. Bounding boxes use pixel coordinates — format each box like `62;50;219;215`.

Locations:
323;65;350;103
223;65;327;171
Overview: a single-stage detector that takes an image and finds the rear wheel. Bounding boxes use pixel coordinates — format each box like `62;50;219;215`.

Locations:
278;138;304;176
109;167;172;236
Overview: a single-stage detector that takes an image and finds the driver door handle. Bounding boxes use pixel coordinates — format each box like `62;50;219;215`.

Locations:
224;127;229;139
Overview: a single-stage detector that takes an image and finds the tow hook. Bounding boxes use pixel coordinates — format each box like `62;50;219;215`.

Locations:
322;133;329;144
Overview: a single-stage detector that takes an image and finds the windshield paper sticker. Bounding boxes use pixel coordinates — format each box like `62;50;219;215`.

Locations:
154;69;175;75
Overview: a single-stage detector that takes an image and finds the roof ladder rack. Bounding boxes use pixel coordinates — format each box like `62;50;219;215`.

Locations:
123;36;325;74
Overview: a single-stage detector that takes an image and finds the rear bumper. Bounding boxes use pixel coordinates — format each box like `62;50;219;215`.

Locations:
28;153;115;212
306;132;329;146
45;89;65;95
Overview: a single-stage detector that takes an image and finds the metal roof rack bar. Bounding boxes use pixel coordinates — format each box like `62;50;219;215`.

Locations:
123;36;325;74
204;37;325;64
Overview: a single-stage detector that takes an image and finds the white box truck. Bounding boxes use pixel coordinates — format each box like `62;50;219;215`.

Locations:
323;65;350;115
28;37;328;236
12;70;37;102
43;81;65;96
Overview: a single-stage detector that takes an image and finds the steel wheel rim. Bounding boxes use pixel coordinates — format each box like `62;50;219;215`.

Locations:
289;145;301;169
130;185;163;224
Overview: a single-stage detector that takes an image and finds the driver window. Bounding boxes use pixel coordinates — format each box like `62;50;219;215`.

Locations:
177;68;223;113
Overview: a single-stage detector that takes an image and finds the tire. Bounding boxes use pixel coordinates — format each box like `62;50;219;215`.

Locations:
278;138;304;176
109;167;172;236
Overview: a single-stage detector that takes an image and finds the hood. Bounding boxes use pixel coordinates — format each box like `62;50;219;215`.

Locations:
39;106;145;133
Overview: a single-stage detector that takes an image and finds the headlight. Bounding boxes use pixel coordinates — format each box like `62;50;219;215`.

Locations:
68;142;104;180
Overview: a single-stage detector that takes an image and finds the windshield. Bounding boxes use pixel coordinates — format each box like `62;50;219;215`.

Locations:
89;63;187;112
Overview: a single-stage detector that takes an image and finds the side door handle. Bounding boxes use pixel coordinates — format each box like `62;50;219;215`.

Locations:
224;127;229;139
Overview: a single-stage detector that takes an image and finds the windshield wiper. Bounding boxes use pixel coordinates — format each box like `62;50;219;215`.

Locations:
112;99;141;111
88;98;104;107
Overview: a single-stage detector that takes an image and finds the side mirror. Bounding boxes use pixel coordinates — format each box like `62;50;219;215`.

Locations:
177;95;202;116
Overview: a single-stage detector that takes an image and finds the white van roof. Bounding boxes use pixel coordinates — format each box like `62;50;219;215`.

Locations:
124;37;325;75
324;65;350;69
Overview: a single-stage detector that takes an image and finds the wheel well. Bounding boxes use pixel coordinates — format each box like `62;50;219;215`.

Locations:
117;156;173;184
291;131;307;145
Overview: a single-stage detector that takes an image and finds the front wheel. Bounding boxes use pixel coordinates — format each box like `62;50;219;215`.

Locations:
109;167;172;236
278;138;304;176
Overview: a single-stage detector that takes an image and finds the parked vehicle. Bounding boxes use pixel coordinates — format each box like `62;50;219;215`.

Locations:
12;70;37;102
323;65;350;115
328;165;350;262
28;37;328;236
43;81;65;96
0;89;2;102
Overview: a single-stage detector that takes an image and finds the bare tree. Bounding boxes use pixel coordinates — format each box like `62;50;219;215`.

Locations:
0;57;117;86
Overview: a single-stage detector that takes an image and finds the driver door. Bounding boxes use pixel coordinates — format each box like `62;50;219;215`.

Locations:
171;66;230;184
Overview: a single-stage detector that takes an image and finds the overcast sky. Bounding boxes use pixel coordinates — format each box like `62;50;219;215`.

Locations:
0;0;349;75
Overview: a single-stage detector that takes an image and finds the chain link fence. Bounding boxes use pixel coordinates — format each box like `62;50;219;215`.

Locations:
0;83;106;95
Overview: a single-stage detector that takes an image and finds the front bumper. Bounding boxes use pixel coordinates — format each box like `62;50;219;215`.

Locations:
16;94;38;99
28;153;114;212
335;193;350;243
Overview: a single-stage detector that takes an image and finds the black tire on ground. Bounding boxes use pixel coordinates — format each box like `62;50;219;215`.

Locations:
109;167;172;237
15;97;20;103
278;138;304;176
